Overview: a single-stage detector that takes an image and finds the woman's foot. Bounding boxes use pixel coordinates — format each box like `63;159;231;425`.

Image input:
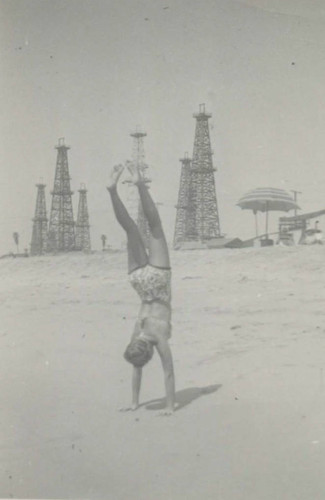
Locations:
107;164;124;190
126;161;143;185
157;402;178;416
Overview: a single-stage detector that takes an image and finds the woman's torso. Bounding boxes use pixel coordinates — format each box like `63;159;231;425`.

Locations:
129;264;172;341
138;300;171;323
134;302;172;344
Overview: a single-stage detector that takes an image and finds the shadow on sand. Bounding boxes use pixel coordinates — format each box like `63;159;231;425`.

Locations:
142;384;222;412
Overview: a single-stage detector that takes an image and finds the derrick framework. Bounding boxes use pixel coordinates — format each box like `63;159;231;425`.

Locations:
173;153;192;249
125;129;151;247
47;138;76;252
174;104;221;247
30;182;48;255
75;184;91;252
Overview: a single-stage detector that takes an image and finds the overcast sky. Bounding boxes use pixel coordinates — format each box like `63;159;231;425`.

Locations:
1;0;325;254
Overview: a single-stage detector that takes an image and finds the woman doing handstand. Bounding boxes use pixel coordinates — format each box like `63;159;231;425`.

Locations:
107;162;175;415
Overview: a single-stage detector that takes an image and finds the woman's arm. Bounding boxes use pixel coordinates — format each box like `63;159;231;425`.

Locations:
156;340;175;413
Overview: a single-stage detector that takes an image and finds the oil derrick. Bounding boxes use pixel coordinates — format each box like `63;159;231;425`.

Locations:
125;128;151;247
75;184;91;252
186;104;221;242
173;153;192;249
47;138;76;252
30;181;48;255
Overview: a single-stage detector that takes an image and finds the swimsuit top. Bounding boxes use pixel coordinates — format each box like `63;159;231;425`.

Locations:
133;316;172;343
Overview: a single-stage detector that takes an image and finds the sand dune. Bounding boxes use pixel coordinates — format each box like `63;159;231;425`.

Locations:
1;246;325;499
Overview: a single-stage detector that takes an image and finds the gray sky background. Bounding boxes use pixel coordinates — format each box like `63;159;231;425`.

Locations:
1;0;325;254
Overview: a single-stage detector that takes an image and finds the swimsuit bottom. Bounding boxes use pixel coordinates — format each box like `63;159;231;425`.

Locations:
129;264;171;304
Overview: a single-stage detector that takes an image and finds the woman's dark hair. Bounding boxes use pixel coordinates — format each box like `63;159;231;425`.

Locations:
124;338;154;367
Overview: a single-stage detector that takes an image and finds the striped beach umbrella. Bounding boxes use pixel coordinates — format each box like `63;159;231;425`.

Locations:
237;187;300;237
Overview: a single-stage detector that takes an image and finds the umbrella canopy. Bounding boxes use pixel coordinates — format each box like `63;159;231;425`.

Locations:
237;187;300;213
237;187;300;238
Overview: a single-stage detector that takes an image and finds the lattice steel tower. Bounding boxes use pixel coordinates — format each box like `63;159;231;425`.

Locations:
173;153;192;249
186;104;221;242
30;181;48;255
47;138;76;252
75;184;91;252
125;128;151;247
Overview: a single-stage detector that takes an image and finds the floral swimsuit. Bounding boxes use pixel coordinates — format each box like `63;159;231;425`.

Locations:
129;264;171;304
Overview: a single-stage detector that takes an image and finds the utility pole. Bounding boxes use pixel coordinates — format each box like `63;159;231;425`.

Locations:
290;190;302;218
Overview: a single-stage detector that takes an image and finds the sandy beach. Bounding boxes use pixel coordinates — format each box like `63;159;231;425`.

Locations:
1;246;325;499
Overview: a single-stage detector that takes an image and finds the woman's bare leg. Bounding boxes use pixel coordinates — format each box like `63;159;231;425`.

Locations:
107;165;148;273
127;162;170;268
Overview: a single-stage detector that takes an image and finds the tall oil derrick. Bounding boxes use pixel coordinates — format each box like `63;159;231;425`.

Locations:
125;128;151;247
173;153;192;249
47;138;76;252
186;104;221;242
30;181;48;255
75;184;91;252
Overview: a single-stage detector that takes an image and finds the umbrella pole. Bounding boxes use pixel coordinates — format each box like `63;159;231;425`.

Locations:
255;211;258;237
265;204;269;239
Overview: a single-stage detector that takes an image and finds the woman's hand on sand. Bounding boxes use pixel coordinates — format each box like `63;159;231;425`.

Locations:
157;403;178;416
107;164;124;190
118;404;138;412
157;409;174;417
